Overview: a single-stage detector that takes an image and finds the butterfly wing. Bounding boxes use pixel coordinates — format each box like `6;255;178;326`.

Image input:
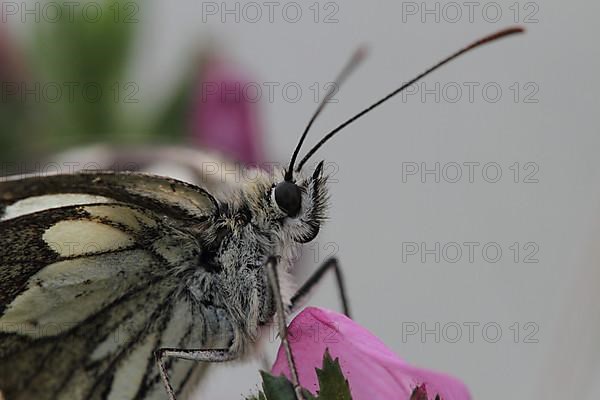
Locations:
0;171;219;221
0;173;224;400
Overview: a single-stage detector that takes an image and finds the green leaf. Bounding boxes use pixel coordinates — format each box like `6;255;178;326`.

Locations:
245;349;352;400
260;371;297;400
314;349;352;400
26;0;138;146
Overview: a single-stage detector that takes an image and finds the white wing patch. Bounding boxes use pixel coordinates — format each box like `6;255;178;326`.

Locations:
107;333;158;400
1;194;114;221
0;250;157;337
43;220;134;257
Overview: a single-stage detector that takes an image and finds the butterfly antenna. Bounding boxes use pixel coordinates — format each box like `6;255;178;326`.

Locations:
285;46;367;181
296;26;525;171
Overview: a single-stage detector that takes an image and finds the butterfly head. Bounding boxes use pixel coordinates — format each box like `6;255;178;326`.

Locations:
267;161;328;244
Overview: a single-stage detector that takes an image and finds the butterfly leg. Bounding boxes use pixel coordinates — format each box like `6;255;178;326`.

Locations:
155;348;237;400
265;256;305;400
289;257;351;317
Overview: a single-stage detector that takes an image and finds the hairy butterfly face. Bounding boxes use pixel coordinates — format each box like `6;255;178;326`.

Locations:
243;162;329;245
271;162;329;244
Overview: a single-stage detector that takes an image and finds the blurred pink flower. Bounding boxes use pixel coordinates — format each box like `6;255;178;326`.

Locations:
272;307;471;400
190;58;263;165
0;22;26;82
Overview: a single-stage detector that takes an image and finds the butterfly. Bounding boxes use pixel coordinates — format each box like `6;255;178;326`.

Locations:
0;27;523;400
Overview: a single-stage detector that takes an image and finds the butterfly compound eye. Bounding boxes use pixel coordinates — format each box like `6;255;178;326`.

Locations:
274;181;302;218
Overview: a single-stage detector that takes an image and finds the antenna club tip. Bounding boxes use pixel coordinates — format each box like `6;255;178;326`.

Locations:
492;26;526;39
472;26;526;48
505;25;526;34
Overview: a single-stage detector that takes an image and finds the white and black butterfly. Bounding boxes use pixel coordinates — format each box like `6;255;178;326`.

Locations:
0;167;332;400
0;27;523;400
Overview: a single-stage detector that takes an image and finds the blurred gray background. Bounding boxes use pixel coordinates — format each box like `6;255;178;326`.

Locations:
7;0;600;399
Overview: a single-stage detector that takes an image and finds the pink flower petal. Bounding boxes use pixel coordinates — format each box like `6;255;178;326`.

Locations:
272;307;471;400
190;58;263;165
